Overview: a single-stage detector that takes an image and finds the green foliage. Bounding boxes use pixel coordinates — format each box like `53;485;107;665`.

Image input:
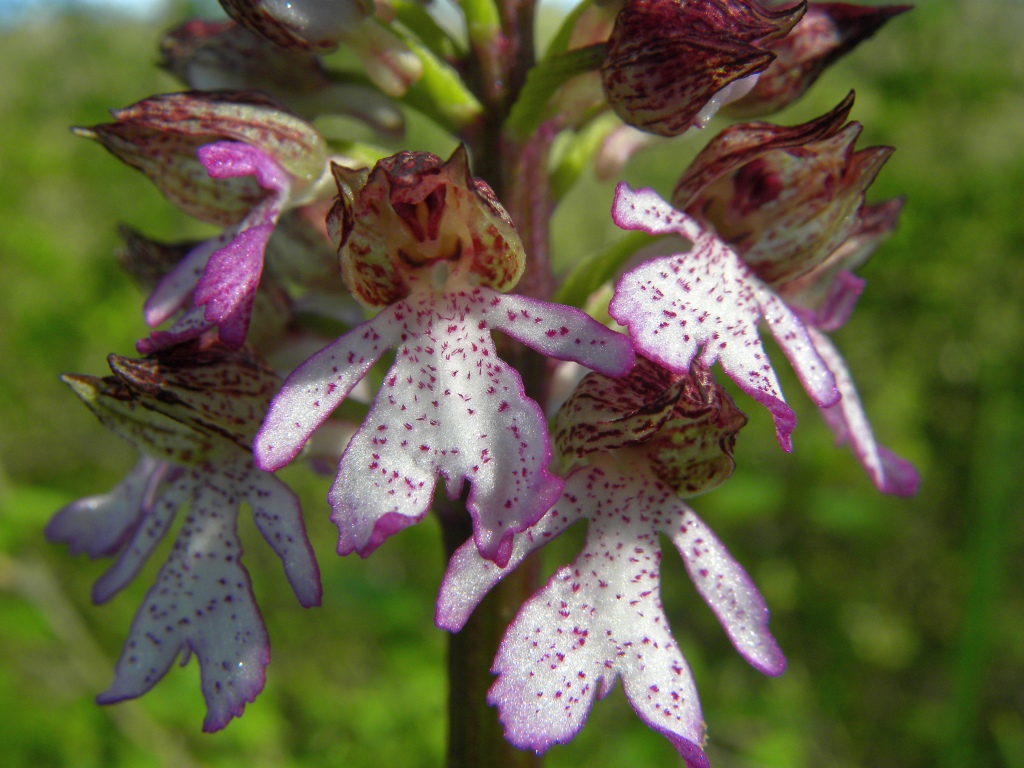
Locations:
1;3;1022;767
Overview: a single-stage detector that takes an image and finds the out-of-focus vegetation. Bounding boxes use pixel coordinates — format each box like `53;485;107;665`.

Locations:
1;2;1021;767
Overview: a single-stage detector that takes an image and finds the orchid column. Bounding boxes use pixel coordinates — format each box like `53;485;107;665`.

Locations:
47;1;917;766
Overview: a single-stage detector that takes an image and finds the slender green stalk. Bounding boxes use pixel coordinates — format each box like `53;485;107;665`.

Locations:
437;494;542;768
940;367;1022;767
442;5;548;764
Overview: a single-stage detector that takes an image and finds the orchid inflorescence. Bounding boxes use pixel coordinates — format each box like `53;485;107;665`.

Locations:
49;0;918;763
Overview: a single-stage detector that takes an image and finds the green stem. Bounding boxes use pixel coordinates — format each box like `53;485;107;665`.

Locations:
441;5;548;765
437;494;542;768
939;367;1022;767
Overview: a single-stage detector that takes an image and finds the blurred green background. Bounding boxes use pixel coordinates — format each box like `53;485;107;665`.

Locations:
1;1;1022;766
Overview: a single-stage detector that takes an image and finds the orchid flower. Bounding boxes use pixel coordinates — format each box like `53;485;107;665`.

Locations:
46;343;321;731
670;96;919;494
77;92;338;354
255;147;635;566
609;182;838;451
437;358;782;765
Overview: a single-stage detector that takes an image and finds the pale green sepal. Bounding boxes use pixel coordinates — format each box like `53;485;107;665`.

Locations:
544;0;594;57
398;36;484;133
505;43;606;140
550;111;620;202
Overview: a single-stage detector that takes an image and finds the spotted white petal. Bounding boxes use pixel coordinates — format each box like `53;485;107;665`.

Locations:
669;508;785;675
486;293;635;377
810;328;920;496
92;469;191;604
436;504;578;632
45;457;169;559
488;465;708;764
609;183;838;450
96;455;320;732
328;289;563;565
254;303;403;470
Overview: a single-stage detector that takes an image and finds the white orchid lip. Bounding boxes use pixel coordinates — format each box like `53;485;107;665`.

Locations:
609;182;839;451
47;344;321;732
437;460;784;765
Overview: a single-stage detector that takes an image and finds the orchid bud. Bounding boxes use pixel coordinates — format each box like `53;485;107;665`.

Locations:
725;3;912;118
160;19;404;136
218;0;372;53
75;92;327;225
672;93;892;286
328;146;525;307
555;356;747;495
218;0;422;96
601;0;805;136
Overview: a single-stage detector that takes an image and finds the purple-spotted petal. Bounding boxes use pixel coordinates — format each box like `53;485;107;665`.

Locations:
328;289;563;565
810;328;920;496
488;464;712;764
669;509;785;674
247;466;322;606
97;461;267;732
92;471;191;604
436;504;579;631
254;303;403;470
609;184;837;449
486;293;635;377
45;457;168;559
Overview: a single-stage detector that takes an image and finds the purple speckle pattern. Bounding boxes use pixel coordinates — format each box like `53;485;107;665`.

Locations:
58;453;319;731
442;461;783;763
91;468;191;604
437;499;578;632
256;284;633;564
488;293;635;377
139;141;288;353
810;328;920;496
46;456;169;559
609;183;839;450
